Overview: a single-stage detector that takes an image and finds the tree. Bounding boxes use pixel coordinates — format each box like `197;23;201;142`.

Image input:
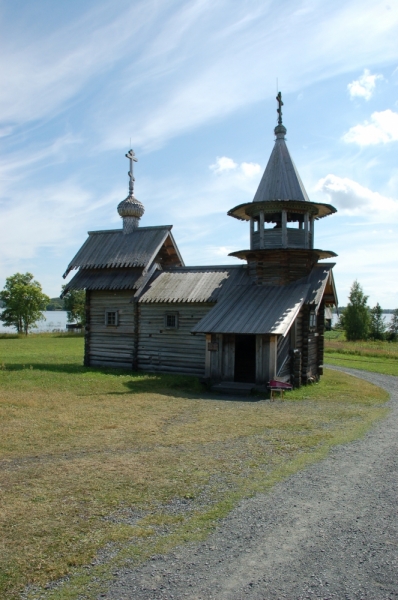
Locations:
62;287;86;325
369;302;386;340
344;280;370;341
0;273;50;335
388;308;398;341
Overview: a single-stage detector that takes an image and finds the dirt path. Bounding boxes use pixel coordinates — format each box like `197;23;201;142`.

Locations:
102;368;398;600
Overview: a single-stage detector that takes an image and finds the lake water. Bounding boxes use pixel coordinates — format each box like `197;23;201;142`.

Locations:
0;311;69;333
0;311;394;333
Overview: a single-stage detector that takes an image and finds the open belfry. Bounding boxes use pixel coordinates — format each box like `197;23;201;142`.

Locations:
62;93;338;388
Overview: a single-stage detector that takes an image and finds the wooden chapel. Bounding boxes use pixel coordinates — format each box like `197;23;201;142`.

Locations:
62;94;338;388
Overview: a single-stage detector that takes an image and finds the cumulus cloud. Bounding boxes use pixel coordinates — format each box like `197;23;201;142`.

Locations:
342;109;398;145
210;157;261;177
316;174;398;216
347;68;383;100
240;162;262;177
210;156;238;173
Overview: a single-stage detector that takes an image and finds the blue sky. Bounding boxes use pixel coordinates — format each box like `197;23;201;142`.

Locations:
1;0;398;307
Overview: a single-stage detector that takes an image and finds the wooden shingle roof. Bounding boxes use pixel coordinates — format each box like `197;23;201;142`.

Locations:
63;226;183;278
253;133;310;204
139;266;248;303
191;264;336;335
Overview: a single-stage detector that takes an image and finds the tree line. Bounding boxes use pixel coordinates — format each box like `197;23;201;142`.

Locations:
0;272;85;335
337;280;398;341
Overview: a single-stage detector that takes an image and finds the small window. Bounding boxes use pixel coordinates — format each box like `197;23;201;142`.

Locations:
164;312;178;329
105;310;118;326
309;311;317;329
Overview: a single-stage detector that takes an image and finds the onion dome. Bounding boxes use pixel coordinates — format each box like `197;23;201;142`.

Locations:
118;149;145;234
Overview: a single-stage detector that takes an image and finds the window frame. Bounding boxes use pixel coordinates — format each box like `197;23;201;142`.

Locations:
105;309;119;327
164;312;179;330
309;310;317;330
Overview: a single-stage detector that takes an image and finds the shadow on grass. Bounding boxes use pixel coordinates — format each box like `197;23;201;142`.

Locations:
3;362;265;402
3;362;209;397
0;333;85;339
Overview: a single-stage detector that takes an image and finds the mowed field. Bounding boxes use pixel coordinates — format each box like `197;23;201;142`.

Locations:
0;334;389;600
325;331;398;376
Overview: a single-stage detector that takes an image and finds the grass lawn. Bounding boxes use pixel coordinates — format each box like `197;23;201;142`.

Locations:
0;334;389;600
325;331;398;376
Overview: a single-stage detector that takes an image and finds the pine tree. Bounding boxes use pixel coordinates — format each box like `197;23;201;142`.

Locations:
344;280;370;341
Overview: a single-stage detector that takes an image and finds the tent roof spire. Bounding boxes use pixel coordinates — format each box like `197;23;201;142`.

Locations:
252;92;308;202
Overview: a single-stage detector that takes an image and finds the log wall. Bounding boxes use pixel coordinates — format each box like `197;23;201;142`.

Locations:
88;290;135;368
138;303;212;376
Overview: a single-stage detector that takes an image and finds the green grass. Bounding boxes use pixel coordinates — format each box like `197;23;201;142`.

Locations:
325;330;398;375
0;333;390;600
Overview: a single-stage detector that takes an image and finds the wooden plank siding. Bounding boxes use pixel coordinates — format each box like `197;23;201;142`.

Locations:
138;303;212;376
277;331;291;380
88;290;135;368
300;305;319;383
317;302;325;375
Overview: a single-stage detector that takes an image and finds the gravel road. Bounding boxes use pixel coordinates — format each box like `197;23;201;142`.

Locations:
101;367;398;600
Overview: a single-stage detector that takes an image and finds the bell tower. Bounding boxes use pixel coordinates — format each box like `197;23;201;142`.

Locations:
228;92;337;285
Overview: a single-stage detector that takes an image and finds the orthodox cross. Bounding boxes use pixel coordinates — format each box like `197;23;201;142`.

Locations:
276;91;283;125
125;149;138;195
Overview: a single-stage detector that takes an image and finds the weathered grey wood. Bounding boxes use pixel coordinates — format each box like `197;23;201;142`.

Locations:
85;290;135;368
259;211;265;248
137;302;210;376
84;290;90;367
304;212;309;248
281;210;287;247
222;334;235;380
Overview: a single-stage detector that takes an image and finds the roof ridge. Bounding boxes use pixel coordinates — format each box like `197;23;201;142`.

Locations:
87;225;173;235
163;264;245;271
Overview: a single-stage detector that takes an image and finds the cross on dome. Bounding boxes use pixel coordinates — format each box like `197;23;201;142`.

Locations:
126;149;138;195
117;148;144;233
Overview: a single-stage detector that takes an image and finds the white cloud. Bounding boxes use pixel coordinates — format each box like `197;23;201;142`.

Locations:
342;109;398;145
240;162;262;177
210;156;238;173
347;68;383;100
210;157;261;177
316;174;398;217
99;0;398;151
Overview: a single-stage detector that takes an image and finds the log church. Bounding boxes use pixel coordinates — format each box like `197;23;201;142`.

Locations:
62;94;338;388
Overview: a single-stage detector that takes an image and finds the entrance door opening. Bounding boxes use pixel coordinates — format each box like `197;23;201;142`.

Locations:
234;334;256;383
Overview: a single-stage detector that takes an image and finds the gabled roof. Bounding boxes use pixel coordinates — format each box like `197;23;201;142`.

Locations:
63;226;183;278
305;263;338;308
139;266;248;303
253;131;310;203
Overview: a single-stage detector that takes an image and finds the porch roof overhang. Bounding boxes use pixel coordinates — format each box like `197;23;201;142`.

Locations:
192;282;310;336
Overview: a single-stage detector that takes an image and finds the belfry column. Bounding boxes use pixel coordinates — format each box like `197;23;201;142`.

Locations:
281;210;287;248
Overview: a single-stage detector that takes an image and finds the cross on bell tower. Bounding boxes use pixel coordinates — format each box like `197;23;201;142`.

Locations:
276;91;283;125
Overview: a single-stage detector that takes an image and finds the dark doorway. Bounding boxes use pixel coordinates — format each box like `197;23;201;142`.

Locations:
234;335;256;383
